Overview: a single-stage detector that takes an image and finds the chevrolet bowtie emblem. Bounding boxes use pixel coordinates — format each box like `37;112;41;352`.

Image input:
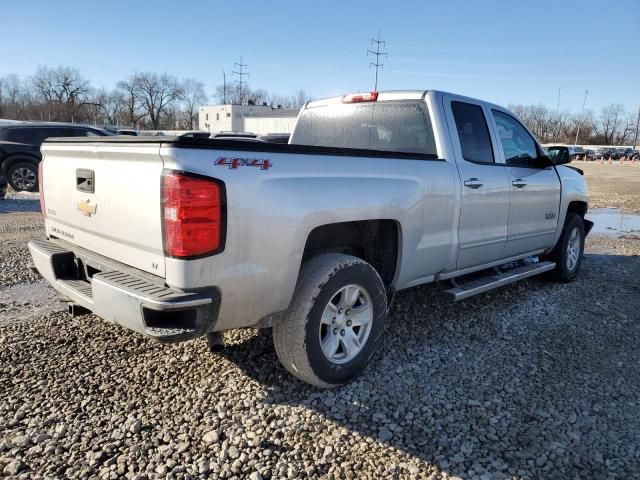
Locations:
77;199;97;217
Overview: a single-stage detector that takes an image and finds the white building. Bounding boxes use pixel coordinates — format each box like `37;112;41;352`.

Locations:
199;104;299;135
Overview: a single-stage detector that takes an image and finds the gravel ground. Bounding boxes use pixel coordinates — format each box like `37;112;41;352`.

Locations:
1;185;639;480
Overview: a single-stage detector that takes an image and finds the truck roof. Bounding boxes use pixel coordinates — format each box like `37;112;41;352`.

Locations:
304;89;508;113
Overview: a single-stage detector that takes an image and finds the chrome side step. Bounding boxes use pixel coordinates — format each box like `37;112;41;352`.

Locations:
445;261;556;301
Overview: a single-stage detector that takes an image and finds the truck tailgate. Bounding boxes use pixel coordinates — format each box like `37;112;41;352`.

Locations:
41;142;166;277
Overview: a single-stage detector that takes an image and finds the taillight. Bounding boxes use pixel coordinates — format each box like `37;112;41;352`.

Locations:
161;172;224;258
342;91;378;103
38;161;46;217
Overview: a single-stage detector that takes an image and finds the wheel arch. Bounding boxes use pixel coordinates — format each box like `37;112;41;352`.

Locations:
1;154;40;175
301;219;401;289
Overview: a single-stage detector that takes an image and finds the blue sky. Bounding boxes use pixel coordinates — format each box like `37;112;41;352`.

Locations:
2;0;638;113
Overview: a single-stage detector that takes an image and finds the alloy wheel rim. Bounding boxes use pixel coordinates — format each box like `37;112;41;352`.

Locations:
12;167;36;190
319;284;373;364
566;227;581;271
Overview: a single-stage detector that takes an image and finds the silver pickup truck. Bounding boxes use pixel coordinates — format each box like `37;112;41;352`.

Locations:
29;90;592;387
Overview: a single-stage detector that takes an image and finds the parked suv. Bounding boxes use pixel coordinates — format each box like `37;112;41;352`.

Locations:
0;123;112;192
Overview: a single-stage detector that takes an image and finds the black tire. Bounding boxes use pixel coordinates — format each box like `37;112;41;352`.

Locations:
543;213;585;282
7;161;39;192
273;253;387;388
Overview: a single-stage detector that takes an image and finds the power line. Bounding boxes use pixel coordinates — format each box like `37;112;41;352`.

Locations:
232;56;249;105
367;30;387;91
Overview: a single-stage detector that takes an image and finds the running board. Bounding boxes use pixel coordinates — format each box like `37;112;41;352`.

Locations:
445;261;556;301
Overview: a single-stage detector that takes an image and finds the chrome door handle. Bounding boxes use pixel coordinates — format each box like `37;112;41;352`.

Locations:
512;179;527;188
463;178;483;189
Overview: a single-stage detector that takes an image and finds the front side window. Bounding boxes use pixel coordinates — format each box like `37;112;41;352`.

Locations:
492;110;538;166
451;101;494;164
82;130;101;137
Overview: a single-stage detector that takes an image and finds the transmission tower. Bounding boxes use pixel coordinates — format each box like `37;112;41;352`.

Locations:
367;31;387;91
233;57;249;105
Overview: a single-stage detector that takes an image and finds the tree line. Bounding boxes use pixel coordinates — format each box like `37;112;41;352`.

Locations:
0;66;312;130
509;103;639;146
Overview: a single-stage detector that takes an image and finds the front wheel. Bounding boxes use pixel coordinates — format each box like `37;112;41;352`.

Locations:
273;254;387;388
544;213;585;282
7;162;39;192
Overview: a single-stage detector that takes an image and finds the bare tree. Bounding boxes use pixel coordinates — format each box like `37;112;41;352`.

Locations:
294;90;313;107
595;104;627;145
31;66;92;121
133;72;182;129
93;89;125;125
117;76;146;127
179;78;207;129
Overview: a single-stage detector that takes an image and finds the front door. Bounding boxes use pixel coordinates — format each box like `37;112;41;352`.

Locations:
445;98;510;270
489;109;561;256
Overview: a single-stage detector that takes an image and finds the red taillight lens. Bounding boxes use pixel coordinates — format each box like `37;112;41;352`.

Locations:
38;161;46;217
342;91;378;103
162;172;223;258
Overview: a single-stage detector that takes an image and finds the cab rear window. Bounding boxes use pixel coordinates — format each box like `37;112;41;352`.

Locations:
291;100;437;155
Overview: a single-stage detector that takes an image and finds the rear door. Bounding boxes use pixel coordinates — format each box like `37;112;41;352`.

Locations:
488;109;561;256
444;97;510;270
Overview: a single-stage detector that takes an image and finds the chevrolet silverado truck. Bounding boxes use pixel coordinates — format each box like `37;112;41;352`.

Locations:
29;90;592;388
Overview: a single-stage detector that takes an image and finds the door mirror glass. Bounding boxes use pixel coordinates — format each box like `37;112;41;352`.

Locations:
545;147;571;165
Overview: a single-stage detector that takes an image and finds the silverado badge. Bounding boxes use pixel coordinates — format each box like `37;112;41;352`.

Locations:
77;199;97;217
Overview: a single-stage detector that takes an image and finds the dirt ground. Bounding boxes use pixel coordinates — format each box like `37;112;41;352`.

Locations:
579;161;640;213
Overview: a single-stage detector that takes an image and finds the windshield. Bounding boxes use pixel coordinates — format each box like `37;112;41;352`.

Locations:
291;100;437;155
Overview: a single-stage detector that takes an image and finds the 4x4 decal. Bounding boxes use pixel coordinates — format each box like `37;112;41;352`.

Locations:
214;156;272;170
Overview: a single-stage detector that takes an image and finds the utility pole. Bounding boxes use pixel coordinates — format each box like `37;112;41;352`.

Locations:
556;87;561;114
222;70;227;104
574;89;588;146
633;106;640;149
233;56;249;105
367;30;387;91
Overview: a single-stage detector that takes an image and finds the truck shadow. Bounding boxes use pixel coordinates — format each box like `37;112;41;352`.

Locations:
215;252;640;477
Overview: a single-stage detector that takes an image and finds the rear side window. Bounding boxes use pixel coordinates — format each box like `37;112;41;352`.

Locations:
4;128;49;145
451;101;494;164
291;100;437;155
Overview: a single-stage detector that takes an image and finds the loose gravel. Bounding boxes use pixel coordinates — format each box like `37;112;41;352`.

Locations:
1;187;639;479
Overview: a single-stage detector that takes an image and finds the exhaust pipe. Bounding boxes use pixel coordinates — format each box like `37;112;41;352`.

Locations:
206;332;225;353
68;303;90;318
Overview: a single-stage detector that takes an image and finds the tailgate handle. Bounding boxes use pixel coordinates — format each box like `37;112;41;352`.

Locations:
76;169;95;193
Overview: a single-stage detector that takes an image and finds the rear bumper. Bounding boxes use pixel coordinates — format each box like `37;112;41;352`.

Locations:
28;238;220;342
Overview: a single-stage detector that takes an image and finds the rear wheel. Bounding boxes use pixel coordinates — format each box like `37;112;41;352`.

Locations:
7;162;38;192
544;213;585;282
273;253;387;388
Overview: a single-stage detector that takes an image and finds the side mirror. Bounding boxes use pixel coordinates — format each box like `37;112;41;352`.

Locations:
532;155;554;168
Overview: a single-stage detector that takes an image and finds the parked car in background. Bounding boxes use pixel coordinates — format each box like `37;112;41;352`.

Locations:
0;175;7;199
258;133;291;144
569;146;585;160
0;123;112;192
621;148;635;158
116;129;139;136
179;131;211;139
595;148;615;159
211;131;258;139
